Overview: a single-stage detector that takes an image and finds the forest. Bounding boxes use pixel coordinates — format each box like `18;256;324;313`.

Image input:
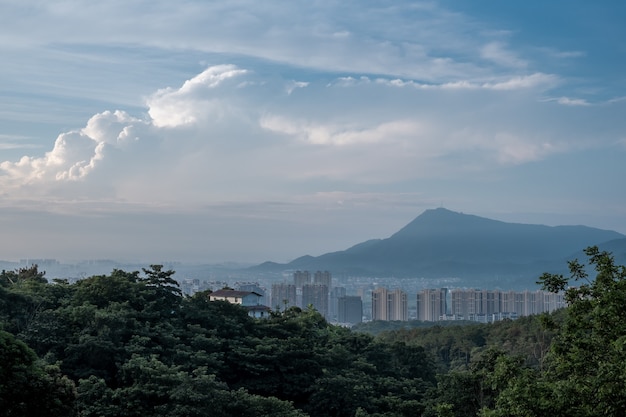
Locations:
1;246;624;416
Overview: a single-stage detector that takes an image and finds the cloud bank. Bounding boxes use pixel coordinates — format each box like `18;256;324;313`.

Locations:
1;64;579;204
2;60;623;211
0;1;624;262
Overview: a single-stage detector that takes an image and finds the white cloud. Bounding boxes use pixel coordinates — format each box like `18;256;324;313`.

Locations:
0;1;624;263
481;41;528;68
0;61;621;214
259;116;424;146
0;0;550;86
486;73;558;90
147;65;248;128
337;73;558;91
0;142;40;151
285;81;309;95
492;133;557;165
0;110;144;186
556;97;591;106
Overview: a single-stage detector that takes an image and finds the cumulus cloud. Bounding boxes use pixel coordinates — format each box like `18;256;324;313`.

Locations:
0;1;624;263
0;62;616;209
0;110;144;186
147;65;248;128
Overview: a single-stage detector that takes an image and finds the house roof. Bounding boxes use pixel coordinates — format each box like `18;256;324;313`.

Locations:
245;305;272;312
210;289;262;298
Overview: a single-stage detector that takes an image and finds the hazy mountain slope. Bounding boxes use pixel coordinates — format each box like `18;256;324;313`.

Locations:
250;208;625;285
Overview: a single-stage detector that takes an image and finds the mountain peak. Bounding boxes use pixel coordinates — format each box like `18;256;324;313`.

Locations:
249;208;626;286
391;208;498;239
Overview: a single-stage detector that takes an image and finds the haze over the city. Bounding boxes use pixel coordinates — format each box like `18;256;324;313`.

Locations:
1;1;625;264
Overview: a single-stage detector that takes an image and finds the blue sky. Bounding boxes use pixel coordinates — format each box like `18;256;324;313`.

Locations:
1;1;625;263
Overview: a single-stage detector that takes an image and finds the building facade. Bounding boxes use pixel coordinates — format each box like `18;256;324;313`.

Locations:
271;283;297;311
293;270;311;288
313;270;332;288
338;296;363;325
371;287;408;321
419;288;566;322
417;288;447;321
329;286;346;322
208;289;270;318
302;284;329;318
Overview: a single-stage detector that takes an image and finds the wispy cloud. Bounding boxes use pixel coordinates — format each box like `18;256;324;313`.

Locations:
365;72;558;91
552;50;586;59
481;41;528;68
0;1;552;86
556;97;591;106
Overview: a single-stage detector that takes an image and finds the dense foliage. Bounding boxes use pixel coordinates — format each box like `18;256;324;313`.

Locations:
1;246;624;416
0;265;434;416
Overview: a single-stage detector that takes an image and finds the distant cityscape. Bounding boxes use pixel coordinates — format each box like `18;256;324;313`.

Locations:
1;259;565;326
180;269;565;326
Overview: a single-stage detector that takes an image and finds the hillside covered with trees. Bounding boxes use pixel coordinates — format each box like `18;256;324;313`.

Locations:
1;246;624;416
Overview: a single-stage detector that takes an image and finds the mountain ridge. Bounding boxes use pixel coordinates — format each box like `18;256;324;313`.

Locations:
250;208;626;287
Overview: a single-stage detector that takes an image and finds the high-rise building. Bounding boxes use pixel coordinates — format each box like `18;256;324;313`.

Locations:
293;270;311;307
302;284;329;318
313;270;332;287
501;290;517;314
390;289;408;321
371;287;387;321
329;286;346;321
271;283;297;311
417;288;447;321
450;288;470;318
371;287;408;321
338;296;363;324
293;270;311;287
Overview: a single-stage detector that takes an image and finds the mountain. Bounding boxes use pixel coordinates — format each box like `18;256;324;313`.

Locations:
250;208;626;287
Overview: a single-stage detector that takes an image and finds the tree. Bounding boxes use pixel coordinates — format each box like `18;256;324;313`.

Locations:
537;246;626;416
0;330;76;416
484;246;626;416
0;265;47;287
0;267;71;336
140;265;182;318
141;265;181;298
73;270;140;309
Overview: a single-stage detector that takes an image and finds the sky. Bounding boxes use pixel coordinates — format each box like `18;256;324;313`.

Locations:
1;0;625;264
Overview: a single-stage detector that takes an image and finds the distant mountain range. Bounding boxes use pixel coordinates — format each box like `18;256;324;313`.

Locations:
250;208;626;288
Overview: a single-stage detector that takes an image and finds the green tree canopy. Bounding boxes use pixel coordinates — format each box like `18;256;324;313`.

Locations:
0;330;76;416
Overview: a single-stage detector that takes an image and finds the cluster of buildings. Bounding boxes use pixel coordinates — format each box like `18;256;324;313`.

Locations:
181;271;565;325
416;288;565;323
7;259;566;326
201;270;364;325
270;270;363;325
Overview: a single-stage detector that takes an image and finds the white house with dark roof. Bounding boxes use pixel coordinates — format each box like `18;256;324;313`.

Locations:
209;289;271;318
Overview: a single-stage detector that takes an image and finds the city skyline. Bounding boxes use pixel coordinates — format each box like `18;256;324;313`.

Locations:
1;1;625;264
